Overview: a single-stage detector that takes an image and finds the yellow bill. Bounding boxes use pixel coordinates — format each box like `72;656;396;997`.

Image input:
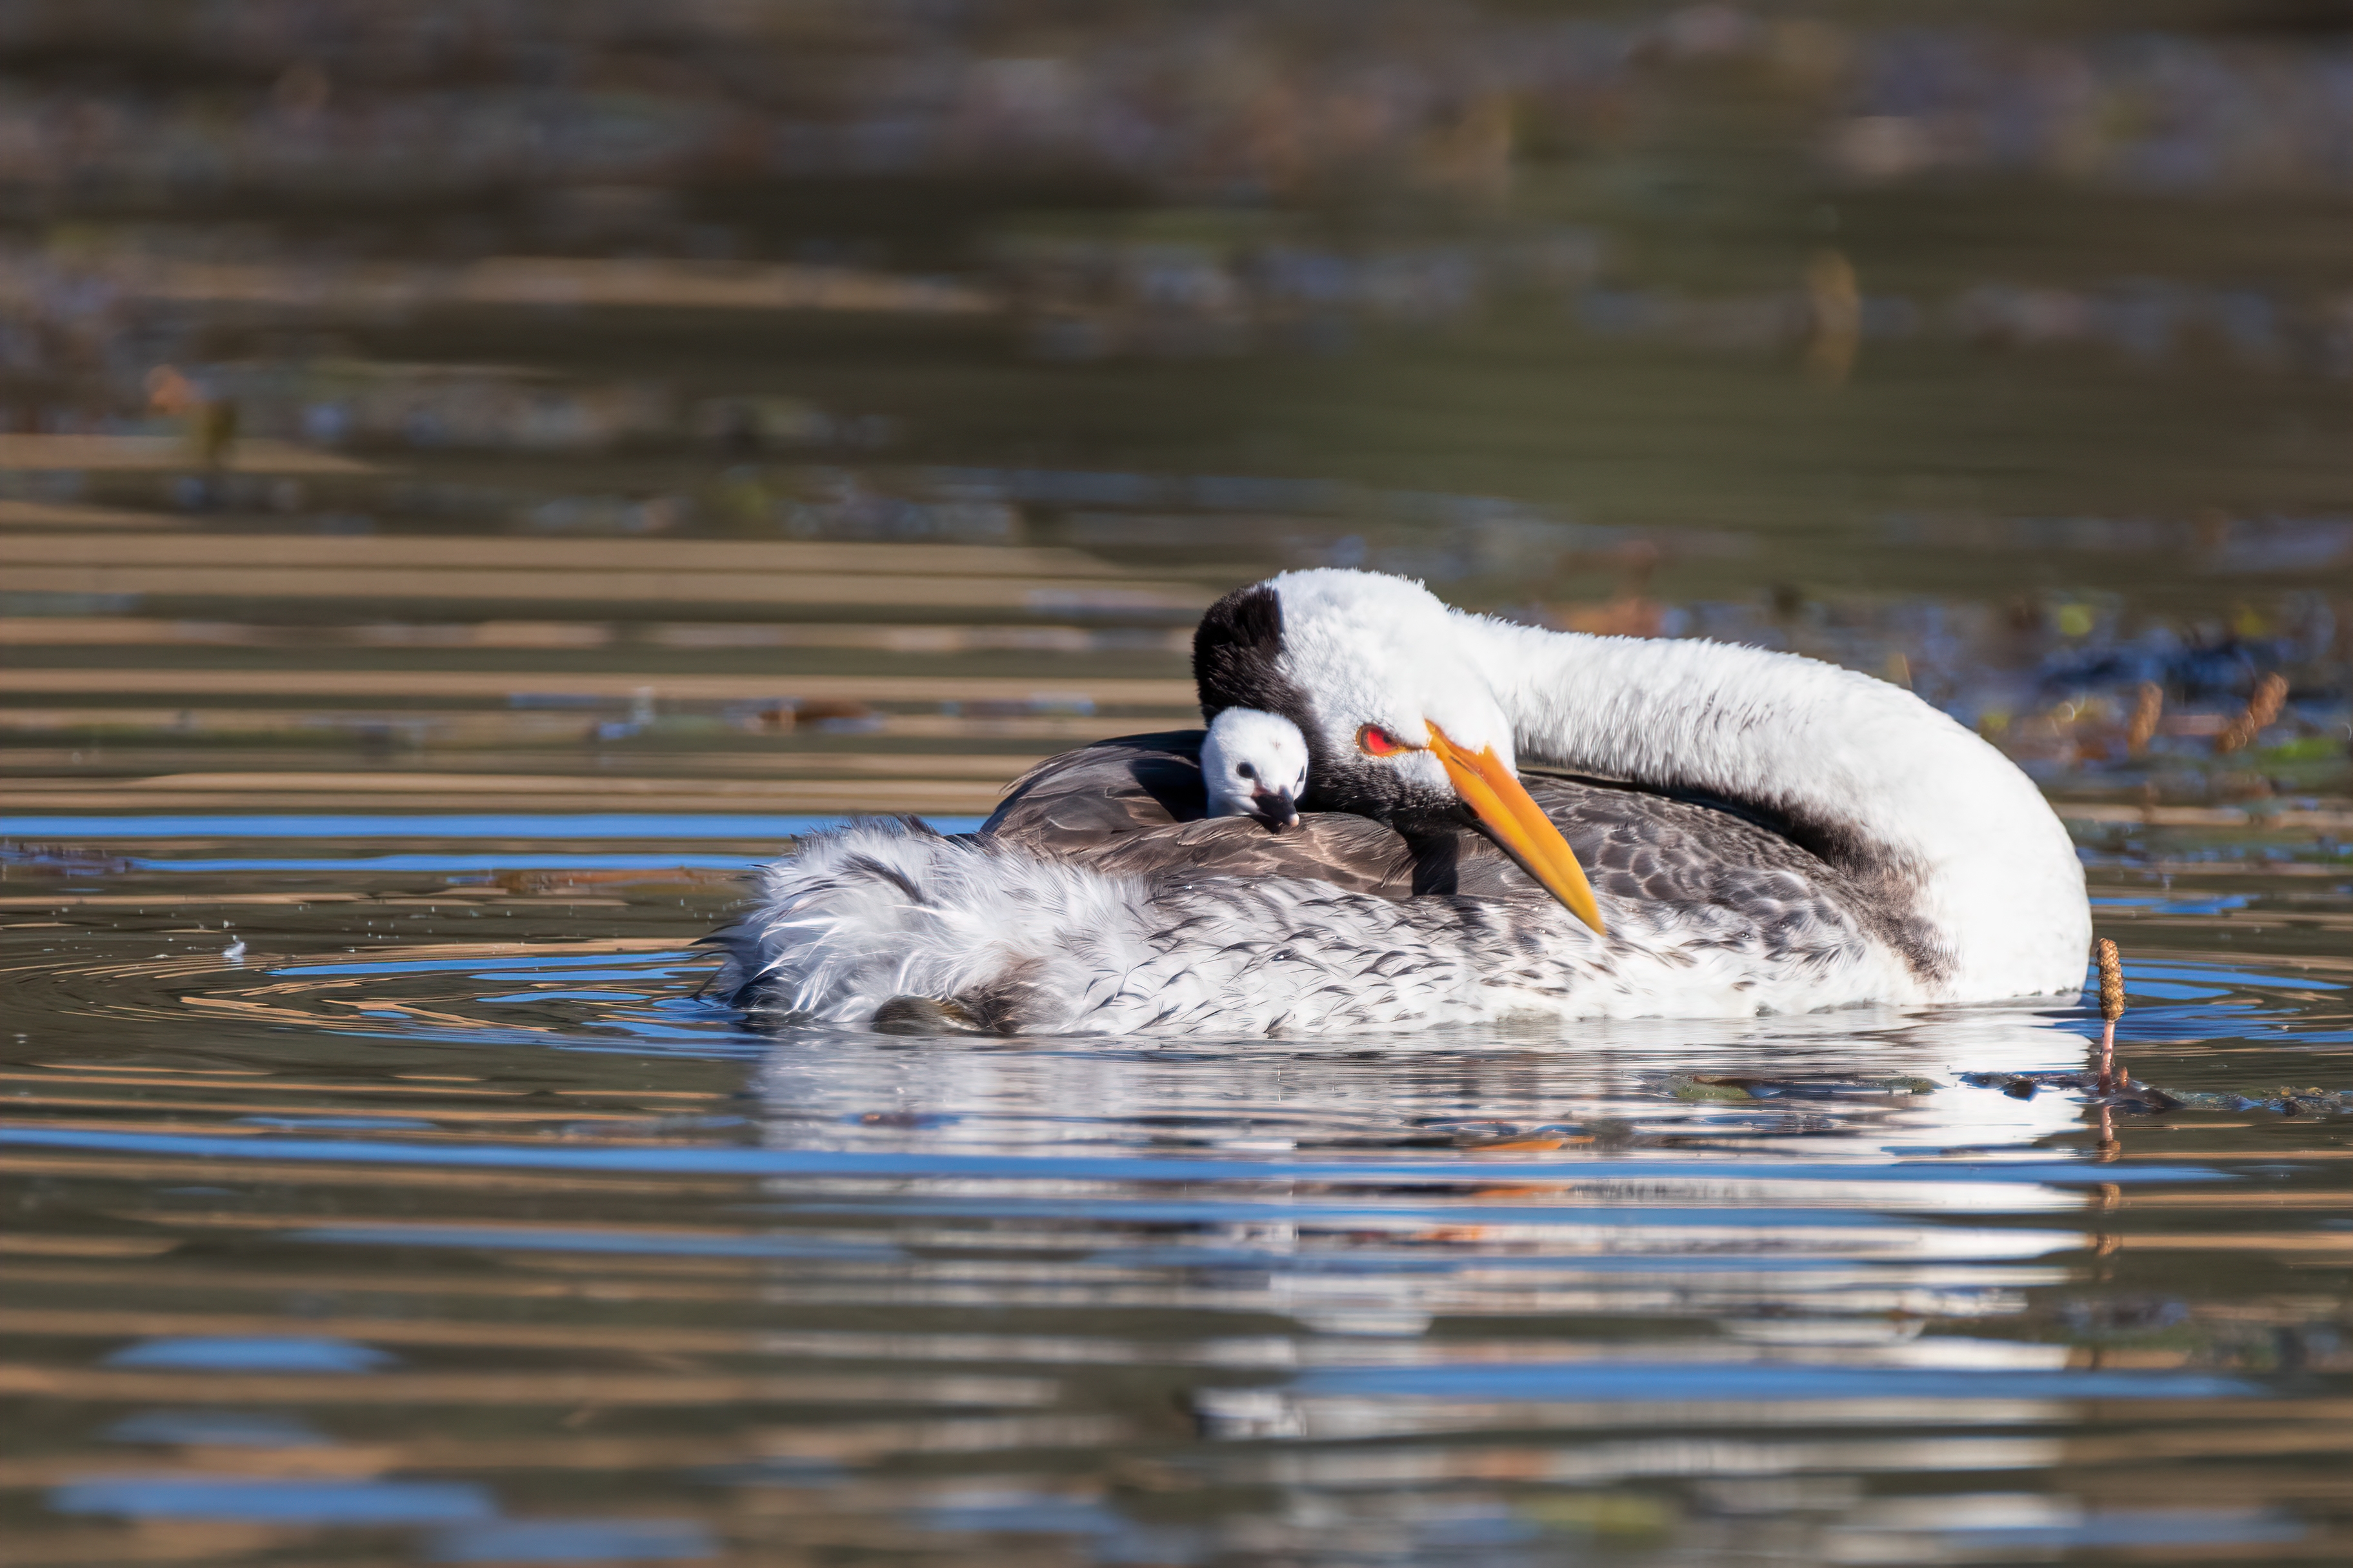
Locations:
1427;723;1607;937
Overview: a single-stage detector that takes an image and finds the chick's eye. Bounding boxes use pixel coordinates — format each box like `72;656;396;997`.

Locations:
1236;763;1255;780
1357;724;1408;757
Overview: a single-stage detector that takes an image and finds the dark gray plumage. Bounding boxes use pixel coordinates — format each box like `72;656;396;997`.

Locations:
989;729;1883;942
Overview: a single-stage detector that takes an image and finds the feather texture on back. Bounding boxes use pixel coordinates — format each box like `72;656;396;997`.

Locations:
711;733;1928;1033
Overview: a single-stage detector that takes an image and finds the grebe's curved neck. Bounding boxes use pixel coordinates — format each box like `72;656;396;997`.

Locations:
1454;611;2085;997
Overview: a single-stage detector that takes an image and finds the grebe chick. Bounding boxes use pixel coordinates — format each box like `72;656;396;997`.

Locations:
1201;707;1307;829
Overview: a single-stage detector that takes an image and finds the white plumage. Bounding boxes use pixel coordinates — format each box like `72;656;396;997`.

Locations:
726;821;1937;1033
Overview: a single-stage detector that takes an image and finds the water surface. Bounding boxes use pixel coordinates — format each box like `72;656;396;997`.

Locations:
3;820;2348;1565
3;3;2350;1562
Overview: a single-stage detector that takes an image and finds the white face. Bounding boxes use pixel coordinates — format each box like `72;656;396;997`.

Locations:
1201;708;1310;826
1270;570;1516;806
1191;570;1608;937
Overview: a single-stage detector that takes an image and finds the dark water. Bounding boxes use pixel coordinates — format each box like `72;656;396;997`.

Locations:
3;822;2348;1565
4;3;2352;1563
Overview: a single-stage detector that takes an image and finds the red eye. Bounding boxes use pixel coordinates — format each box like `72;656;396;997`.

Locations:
1357;724;1407;757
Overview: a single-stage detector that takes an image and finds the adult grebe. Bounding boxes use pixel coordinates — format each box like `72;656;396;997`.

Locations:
710;570;2088;1033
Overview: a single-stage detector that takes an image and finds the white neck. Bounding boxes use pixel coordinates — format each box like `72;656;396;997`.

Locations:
1457;613;2088;999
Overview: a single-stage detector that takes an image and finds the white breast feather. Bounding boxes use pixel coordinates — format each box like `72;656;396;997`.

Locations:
722;822;1925;1035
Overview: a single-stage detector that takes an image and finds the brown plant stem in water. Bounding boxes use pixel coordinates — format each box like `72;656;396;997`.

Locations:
2095;937;2125;1093
2125;681;2162;757
2214;671;2287;755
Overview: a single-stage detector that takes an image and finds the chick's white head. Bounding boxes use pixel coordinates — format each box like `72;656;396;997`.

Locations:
1201;708;1308;830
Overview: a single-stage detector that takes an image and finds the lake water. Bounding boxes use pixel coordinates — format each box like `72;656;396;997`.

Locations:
3;822;2349;1564
3;5;2350;1564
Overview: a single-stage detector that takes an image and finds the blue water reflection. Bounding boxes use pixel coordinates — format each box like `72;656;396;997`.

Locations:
138;854;776;873
105;1411;329;1448
0;1127;2236;1187
6;815;983;839
52;1478;496;1525
285;953;706;978
101;1338;399;1374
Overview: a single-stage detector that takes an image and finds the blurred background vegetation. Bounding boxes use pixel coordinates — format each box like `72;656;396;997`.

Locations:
1;0;2346;818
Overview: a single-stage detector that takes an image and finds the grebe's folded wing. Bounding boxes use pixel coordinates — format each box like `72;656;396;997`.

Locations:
984;730;1425;898
1525;775;1911;957
983;731;1207;850
981;733;1881;929
1092;813;1421;898
1524;775;1833;901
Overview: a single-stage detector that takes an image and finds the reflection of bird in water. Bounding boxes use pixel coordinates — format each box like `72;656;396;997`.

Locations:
712;570;2088;1034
